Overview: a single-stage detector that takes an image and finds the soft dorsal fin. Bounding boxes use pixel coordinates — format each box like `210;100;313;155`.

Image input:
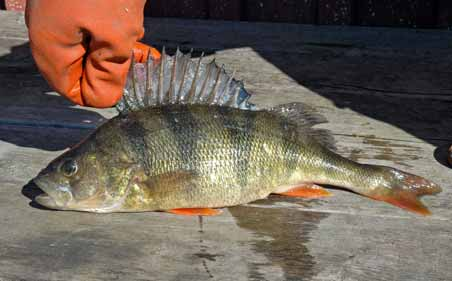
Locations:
117;47;256;114
270;102;336;151
271;102;328;128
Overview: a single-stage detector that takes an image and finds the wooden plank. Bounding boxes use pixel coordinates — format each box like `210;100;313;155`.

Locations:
1;163;451;281
208;0;241;20
317;0;354;25
357;0;437;28
4;0;25;11
245;0;316;24
210;47;452;140
0;138;451;280
0;137;451;281
305;212;452;281
0;11;26;40
1;11;451;142
438;0;452;28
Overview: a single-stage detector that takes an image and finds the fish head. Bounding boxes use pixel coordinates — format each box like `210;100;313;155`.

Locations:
33;140;109;211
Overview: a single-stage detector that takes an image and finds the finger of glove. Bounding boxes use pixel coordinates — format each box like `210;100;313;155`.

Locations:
26;0;87;105
82;13;147;107
133;42;162;63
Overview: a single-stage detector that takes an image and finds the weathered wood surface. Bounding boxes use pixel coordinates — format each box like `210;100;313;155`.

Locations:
0;10;452;281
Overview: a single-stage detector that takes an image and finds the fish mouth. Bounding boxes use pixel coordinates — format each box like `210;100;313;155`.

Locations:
33;177;63;209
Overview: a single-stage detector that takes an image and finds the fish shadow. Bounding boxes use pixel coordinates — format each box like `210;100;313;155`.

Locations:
434;144;451;168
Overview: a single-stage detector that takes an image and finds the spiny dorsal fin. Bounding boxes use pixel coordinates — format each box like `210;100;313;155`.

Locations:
117;48;256;114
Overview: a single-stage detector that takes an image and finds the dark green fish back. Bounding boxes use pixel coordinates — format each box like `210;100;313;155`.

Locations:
128;105;301;174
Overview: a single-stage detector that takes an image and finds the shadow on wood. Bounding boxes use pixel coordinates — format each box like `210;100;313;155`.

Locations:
0;42;107;151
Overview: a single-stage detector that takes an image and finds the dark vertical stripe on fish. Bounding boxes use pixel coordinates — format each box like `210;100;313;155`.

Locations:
278;116;299;177
217;107;256;187
119;117;153;175
161;106;200;171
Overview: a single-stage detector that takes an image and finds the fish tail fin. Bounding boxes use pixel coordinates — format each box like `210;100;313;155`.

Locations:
117;47;256;114
363;167;442;216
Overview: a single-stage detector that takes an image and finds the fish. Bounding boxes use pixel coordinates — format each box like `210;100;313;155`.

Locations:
33;48;442;216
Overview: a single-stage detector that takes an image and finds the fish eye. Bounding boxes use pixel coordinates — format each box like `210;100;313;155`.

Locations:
60;159;78;177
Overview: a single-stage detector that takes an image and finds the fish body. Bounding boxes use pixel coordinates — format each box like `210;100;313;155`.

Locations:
33;49;441;215
36;104;327;212
34;104;440;215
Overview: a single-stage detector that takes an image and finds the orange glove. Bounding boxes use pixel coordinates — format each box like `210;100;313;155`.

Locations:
25;0;160;108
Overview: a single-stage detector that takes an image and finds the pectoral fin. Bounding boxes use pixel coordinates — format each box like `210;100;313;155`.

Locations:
145;170;198;188
168;208;222;216
140;170;202;196
274;183;332;198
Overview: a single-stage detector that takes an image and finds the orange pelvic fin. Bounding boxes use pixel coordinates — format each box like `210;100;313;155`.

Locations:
168;208;222;216
274;183;332;198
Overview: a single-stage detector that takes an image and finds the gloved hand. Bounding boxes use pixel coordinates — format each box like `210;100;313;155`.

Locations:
25;0;160;108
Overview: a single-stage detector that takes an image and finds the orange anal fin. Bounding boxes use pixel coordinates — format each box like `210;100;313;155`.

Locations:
168;208;222;216
274;184;332;198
